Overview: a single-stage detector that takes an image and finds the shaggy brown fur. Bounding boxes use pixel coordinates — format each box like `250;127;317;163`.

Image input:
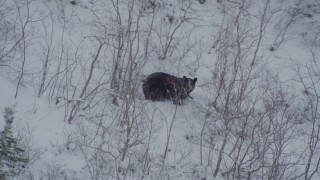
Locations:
142;72;197;105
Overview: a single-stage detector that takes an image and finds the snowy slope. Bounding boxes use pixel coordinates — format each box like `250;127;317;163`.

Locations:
0;74;85;179
1;0;320;179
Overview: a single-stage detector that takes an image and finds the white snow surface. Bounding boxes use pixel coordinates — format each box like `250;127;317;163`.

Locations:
1;0;320;179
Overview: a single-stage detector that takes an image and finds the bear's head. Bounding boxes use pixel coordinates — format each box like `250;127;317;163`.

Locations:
183;76;197;94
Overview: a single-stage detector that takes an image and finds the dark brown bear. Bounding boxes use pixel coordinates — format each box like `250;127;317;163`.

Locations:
142;72;197;105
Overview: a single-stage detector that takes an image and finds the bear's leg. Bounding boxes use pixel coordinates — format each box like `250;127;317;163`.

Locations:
172;96;183;105
168;90;182;105
142;83;151;100
149;89;164;101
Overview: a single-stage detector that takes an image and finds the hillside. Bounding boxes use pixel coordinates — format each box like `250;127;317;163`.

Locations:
1;0;320;179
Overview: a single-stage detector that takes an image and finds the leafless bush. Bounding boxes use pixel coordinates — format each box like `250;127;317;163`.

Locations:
0;0;38;98
288;31;320;179
73;101;161;179
151;0;199;62
0;1;18;66
38;163;72;180
15;121;44;179
65;0;163;179
190;0;305;179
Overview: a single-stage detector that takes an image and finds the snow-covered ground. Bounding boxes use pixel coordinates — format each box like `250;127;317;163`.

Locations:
1;0;320;179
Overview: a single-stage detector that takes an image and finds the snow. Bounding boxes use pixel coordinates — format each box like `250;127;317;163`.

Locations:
0;70;85;179
1;0;320;179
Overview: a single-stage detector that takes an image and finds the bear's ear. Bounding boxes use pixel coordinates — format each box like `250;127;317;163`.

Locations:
194;78;197;82
183;76;187;79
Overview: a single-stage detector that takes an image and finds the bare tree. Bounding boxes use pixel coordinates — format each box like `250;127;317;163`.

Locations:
290;34;320;179
69;0;162;179
0;0;35;98
37;3;55;97
14;0;32;98
154;0;196;60
190;0;303;179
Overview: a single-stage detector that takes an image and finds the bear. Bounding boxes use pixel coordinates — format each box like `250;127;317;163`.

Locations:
142;72;197;105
